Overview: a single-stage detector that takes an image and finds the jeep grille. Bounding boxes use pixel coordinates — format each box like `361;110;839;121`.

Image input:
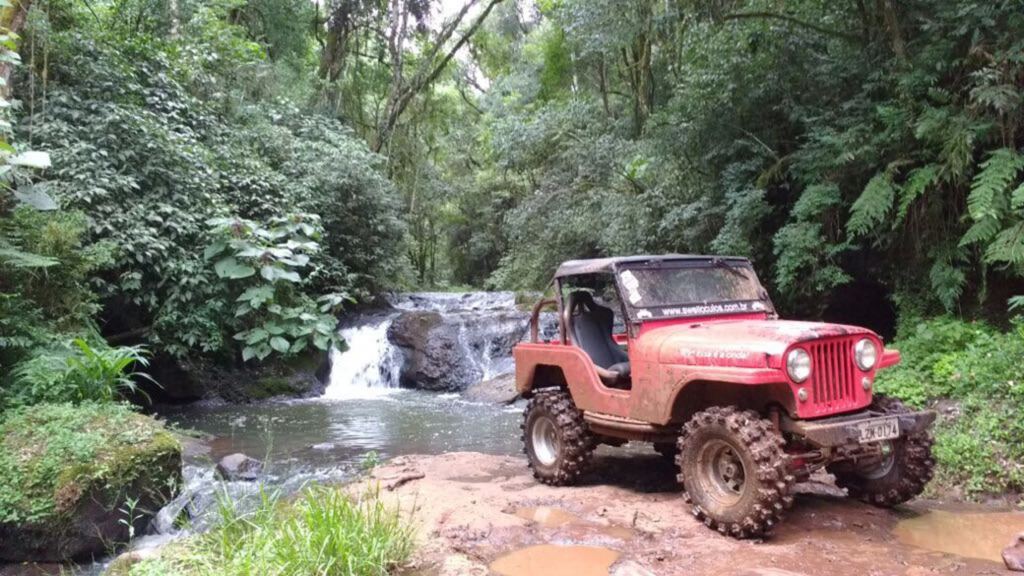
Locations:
805;338;861;414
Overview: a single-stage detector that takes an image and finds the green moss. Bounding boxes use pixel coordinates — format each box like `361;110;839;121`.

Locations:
0;403;181;525
248;376;299;399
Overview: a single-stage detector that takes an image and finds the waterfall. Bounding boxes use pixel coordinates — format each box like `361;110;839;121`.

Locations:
322;291;558;399
322;315;402;399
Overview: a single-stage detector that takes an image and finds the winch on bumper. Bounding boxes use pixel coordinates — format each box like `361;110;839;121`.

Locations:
780;409;936;448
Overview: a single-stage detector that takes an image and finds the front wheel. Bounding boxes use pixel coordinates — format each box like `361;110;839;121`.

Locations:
521;389;595;486
828;396;935;507
676;406;794;538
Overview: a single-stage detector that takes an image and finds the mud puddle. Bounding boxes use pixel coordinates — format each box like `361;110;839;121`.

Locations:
894;508;1024;562
513;506;634;540
489;544;620;576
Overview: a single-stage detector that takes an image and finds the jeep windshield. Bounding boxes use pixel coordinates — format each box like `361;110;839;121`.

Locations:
616;261;767;319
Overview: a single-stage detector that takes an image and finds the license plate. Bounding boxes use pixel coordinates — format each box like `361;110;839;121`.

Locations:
858;417;899;444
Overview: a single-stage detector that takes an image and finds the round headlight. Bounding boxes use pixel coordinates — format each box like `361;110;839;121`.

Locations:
855;338;878;371
786;348;812;383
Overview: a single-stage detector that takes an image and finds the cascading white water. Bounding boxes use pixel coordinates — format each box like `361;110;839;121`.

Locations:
322;315;402;400
322;291;557;400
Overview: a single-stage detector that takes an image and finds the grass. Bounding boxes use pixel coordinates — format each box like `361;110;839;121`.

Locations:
0;402;180;525
119;484;414;576
875;316;1024;496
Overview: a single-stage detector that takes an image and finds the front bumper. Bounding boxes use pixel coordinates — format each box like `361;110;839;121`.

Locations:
780;409;936;448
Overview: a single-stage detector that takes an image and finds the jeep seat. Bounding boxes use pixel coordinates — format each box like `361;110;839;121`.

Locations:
566;291;631;388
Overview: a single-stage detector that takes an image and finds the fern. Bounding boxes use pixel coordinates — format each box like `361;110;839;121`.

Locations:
1011;181;1024;210
929;259;966;311
1010;296;1024;313
0;242;59;269
965;148;1023;222
960;216;1003;247
847;172;895;237
895;165;939;224
985;223;1024;266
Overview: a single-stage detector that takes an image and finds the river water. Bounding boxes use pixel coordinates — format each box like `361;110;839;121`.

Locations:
109;292;535;554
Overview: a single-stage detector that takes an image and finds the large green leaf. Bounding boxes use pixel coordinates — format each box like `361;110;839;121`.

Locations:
9;150;51;169
269;336;290;353
214;257;256;279
14;184;58;210
261;265;301;283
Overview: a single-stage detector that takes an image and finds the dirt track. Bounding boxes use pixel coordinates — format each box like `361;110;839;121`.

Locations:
357;451;1012;576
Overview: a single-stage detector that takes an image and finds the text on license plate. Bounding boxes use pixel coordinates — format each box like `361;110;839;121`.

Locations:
858;417;900;444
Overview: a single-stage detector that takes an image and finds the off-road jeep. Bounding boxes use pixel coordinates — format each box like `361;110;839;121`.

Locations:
514;255;936;538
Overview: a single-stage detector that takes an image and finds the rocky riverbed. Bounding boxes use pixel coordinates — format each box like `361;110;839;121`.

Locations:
355;452;1017;576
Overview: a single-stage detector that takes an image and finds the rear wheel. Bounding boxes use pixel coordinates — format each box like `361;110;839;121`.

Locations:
828;396;935;507
521;389;595;486
677;406;794;538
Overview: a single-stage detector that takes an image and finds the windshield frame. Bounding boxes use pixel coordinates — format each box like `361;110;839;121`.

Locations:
611;258;774;323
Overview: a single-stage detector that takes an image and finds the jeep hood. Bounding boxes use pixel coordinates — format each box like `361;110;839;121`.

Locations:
639;319;874;368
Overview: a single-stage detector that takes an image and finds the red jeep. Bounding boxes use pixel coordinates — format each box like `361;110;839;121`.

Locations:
514;255;935;538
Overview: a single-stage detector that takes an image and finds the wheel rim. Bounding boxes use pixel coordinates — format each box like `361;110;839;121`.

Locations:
860;441;896;479
531;415;561;466
696;438;747;506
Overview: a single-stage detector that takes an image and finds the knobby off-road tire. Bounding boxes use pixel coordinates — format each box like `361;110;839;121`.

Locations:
676;406;794;538
828;395;935;507
521;388;596;486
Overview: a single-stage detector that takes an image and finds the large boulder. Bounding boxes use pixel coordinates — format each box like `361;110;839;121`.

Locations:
387;310;529;392
0;403;182;562
463;373;519;404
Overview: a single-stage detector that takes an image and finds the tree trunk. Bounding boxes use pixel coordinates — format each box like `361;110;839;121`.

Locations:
0;0;31;98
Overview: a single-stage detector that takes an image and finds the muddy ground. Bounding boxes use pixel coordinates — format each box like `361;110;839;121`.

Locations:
357;450;1017;576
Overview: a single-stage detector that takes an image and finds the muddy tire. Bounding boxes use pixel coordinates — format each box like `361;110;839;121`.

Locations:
676;406;794;538
521;388;595;486
829;396;935;507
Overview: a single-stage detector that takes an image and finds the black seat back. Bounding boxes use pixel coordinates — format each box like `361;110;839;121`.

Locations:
566;291;628;369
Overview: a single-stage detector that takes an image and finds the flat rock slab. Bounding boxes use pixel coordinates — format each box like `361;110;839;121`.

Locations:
351;452;1006;576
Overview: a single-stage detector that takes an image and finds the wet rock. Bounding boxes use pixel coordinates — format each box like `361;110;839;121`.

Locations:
463;373;518;404
216;453;263;481
1005;532;1024;572
105;547;163;576
148;350;331;403
310;442;336;451
387;310;529;391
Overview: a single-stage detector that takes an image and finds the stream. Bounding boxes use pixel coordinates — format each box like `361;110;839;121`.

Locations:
64;291;1024;574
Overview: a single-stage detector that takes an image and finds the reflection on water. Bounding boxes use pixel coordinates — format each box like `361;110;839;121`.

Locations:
894;509;1024;562
159;391;524;473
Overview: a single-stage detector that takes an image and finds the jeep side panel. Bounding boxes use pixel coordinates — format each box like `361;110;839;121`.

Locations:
514;343;632;416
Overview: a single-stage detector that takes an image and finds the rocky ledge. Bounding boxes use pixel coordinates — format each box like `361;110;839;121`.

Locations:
0;403;182;562
351;452;1008;576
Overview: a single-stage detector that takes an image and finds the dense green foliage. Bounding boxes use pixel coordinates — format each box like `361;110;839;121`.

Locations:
877;317;1024;495
441;0;1022;321
121;486;414;576
0;402;179;524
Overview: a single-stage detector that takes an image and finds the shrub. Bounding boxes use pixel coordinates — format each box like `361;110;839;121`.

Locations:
3;338;155;409
123;485;414;576
876;317;1024;495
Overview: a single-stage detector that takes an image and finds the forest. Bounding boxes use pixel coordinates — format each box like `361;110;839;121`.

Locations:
1;0;1023;573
